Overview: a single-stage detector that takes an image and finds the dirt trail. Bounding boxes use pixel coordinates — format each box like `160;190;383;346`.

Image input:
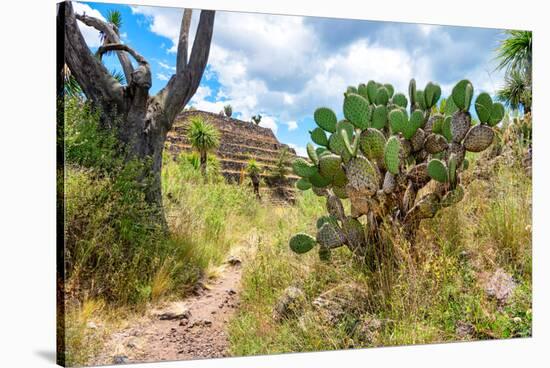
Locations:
92;257;245;365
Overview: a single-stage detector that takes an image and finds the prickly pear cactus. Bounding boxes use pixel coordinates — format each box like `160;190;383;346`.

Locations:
289;78;504;263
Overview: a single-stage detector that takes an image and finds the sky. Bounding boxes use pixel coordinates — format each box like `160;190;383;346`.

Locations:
74;1;509;157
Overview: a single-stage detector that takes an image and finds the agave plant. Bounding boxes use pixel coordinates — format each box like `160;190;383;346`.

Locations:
186;117;220;176
289;79;504;265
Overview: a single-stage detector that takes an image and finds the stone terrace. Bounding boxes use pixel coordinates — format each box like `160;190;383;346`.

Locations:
165;110;300;202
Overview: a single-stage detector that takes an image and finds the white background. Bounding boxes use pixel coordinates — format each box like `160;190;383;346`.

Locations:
0;0;547;367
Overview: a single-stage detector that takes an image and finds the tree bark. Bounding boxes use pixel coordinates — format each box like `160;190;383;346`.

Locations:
200;150;207;177
61;2;216;219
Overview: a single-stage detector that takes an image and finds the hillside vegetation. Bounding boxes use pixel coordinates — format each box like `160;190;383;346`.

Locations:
61;97;531;365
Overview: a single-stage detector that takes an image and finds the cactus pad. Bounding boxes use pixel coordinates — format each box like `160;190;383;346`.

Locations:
327;194;346;221
424;133;448;154
375;86;390;105
314;107;337;133
384;83;395;98
474;92;493;123
306;143;319;165
332;185;348;199
488;103;505;127
360;128;386;160
309;171;332;188
316;215;339;229
289;233;316;254
316;222;345;249
384;136;401;174
451;79;473;111
372;105;388;129
296;178;312;191
424;82;442;108
392;93;408;109
311;127;329;147
463;124;494;152
319;154;342;178
345;156;380;195
367;80;379;103
410;128;426;152
343;93;370;129
427;159;448;183
292;158;317;178
451;111;471;142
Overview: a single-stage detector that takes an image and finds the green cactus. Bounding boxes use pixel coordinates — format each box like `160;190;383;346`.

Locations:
289;233;316;254
424;82;442;108
366;80;379;104
310;127;329;147
389;109;423;139
392;93;408;109
451;79;473;111
344;93;370;129
372;105;388;129
314;107;338;133
289;77;500;263
427;159;448;183
292;158;317;178
319;154;342;179
384;136;401;174
360;128;386;160
306;143;319;165
296;178;312;191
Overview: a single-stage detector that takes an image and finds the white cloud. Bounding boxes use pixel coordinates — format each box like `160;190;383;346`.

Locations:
156;73;170;81
73;2;106;48
129;6;504;135
258;115;278;134
285;120;298;131
288;143;307;157
158;61;176;71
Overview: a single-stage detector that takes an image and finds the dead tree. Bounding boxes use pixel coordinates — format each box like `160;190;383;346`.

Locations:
59;2;215;218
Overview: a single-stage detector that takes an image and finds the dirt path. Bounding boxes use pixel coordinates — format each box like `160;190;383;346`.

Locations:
92;257;245;365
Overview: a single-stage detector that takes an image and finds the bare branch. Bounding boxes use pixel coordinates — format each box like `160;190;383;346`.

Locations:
75;12;134;84
97;43;148;66
63;2;123;104
176;9;193;74
163;10;216;125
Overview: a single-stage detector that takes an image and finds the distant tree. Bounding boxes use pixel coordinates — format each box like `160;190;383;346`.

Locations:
246;159;262;199
186;117;220;176
251;114;262;125
271;147;290;179
495;30;532;79
495;30;532;114
224;104;233;118
497;69;532;113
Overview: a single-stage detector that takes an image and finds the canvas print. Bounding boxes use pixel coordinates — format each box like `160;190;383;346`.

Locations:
57;0;532;366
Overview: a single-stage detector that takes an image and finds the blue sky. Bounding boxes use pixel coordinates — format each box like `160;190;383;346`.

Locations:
74;1;508;156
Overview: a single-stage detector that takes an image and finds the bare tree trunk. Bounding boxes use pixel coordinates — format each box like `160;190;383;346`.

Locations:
60;2;215;219
200;150;207;177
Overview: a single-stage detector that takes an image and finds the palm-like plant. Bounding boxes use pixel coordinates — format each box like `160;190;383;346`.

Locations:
223;104;233;118
497;69;531;113
186;117;220;176
246;159;262;198
99;10;123;43
495;30;532;114
495;30;532;77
